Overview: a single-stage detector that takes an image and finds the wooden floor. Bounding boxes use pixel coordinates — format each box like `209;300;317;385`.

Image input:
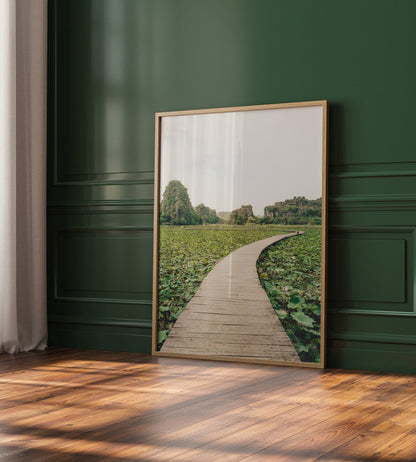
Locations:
1;348;416;461
161;233;300;363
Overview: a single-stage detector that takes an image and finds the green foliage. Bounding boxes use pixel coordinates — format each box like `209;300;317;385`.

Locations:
246;216;258;224
230;204;254;225
160;180;201;225
195;203;220;224
158;329;170;345
264;196;321;225
291;311;315;328
257;228;321;363
157;224;299;349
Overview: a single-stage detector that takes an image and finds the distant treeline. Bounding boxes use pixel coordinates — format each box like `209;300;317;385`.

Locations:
262;197;321;225
160;180;321;226
160;180;221;225
230;197;321;225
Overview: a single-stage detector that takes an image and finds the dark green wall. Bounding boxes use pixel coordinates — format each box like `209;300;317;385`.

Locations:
48;0;416;372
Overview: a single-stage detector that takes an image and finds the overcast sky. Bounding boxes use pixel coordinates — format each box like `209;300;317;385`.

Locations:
160;105;323;216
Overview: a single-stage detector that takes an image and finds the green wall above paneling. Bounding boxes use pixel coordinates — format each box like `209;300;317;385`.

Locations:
52;0;416;171
48;0;416;372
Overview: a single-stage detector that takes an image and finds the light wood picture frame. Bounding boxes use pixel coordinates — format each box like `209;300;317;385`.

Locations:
153;101;328;368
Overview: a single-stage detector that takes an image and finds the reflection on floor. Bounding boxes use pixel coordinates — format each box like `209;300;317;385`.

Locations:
1;347;416;461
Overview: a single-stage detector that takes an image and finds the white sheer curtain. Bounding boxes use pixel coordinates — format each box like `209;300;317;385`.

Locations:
0;0;47;353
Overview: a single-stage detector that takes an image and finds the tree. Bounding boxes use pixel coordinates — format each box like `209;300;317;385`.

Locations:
160;180;201;225
195;203;220;224
230;204;254;225
262;197;322;225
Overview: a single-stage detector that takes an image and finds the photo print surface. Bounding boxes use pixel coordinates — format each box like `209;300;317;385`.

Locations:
153;101;328;367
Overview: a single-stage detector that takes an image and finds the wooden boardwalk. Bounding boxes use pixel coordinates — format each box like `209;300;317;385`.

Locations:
161;233;302;362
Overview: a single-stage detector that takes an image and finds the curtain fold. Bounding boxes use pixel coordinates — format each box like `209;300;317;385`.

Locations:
0;0;48;353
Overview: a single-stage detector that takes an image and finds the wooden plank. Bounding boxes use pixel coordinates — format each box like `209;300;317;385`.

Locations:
170;322;278;335
316;431;414;461
167;332;295;342
173;312;281;325
371;403;416;435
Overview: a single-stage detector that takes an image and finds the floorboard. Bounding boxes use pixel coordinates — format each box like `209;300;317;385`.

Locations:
0;347;415;461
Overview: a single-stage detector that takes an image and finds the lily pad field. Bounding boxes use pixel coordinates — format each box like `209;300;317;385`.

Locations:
158;224;321;362
257;227;321;362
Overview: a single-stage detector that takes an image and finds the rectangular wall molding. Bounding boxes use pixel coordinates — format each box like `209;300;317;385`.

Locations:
52;228;153;303
328;331;416;346
328;228;415;315
48;315;152;329
329;196;416;212
52;170;155;187
48;200;154;213
329;161;416;178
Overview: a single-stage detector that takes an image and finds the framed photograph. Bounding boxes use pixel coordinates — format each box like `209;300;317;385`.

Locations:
153;101;328;368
